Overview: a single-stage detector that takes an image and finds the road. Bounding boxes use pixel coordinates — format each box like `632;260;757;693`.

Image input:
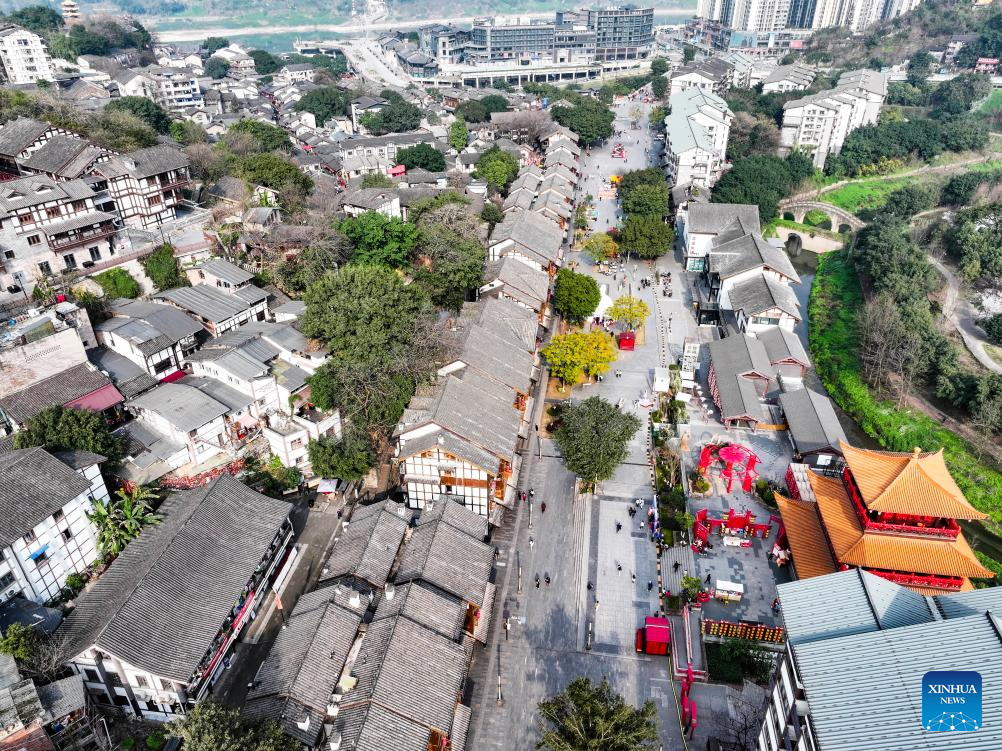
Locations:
468;94;699;751
927;254;1002;374
339;38;410;89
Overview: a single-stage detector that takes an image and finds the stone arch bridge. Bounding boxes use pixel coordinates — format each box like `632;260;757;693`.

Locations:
777;199;866;232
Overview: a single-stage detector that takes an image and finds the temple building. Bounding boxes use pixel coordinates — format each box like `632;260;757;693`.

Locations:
777;441;993;593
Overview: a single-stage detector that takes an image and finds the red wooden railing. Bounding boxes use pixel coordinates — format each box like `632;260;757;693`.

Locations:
842;468;960;539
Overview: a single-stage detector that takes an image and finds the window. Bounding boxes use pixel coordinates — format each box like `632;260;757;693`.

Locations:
3;250;13;260
46;206;61;218
113;695;130;707
53;509;64;522
27;234;40;246
37;261;51;275
160;678;173;691
63;254;77;270
106;671;123;687
61;528;73;542
135;675;150;688
22;529;36;544
34;549;49;564
18;214;33;226
0;571;14;589
146;195;162;207
71;199;86;211
83;668;100;682
89;247;101;262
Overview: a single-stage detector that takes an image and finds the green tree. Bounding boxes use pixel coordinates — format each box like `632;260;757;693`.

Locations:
449;117;469;151
619;214;673;259
551;99;615;143
542;331;617;386
7;6;63;32
307;360;416;431
13;405;124;464
142;243;188;291
238;153;314;194
105;96;170;134
227;119;291;152
294;86;350;125
338;211;419;268
204;37;229;54
727;112;781;161
930;72;991;118
91;110;158;152
622;182;668;216
360;172;395;188
606;295;650;330
308;429;373;480
249;49;281;74
479;94;509;113
243;455;301;498
0;623;41;662
683;43;696;62
983;313;1002;345
204;56;230;79
583;232;618;264
650;76;667;99
360;99;423;135
476;146;520;192
455;99;489;122
169;120;208;145
301;265;429;368
650;57;669;76
396;142;446;172
555;396;642;485
537;677;658;751
169;701;298;751
413;225;485;311
88;485;160;557
480;201;504;226
94;268;141;299
553;268;601;323
616;168;664;201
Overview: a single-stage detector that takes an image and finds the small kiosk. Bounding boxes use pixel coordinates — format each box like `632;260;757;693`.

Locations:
715;580;744;603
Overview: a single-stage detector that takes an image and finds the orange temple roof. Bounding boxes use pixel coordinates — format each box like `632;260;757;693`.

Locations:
839;441;988;521
808;471;992;580
775;494;838;580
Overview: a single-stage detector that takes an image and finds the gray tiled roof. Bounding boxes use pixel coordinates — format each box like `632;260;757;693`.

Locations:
94;144;189;180
416;496;489;541
709;232;799;282
0;448;92;549
0;175;95;213
0;118;50;157
319;499;411;588
756;326;810;368
763;63;815;87
36;674;86;720
448;321;535;394
51;449;106;470
686;203;761;236
197;258;254;286
489;210;563;265
88;347;158;399
726;274;801;320
708;334;772;379
154;284;256;323
19;135;90;177
430;371;522;463
0;362;117;425
178;375;253;413
779;389;847;455
372;581;467;642
108;299;203;342
127;382;230;432
58;475;291;682
333;616;471;751
485;256;549;309
243;586;365;745
395;518;493;606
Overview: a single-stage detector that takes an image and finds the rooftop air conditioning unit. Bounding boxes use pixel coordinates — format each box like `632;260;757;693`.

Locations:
328;731;342;750
795;699;810;717
296;716;311;732
384;583;395;601
349;591;361;608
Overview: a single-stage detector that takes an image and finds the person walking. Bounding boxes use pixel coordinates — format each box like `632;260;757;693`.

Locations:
541;502;547;513
632;573;636;584
529;488;535;498
616;521;622;533
535;574;540;589
617;563;622;574
673;560;681;573
647;580;654;592
545;575;551;586
705;573;712;585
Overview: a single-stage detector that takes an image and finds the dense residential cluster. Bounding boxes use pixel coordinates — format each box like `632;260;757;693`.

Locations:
1;2;1002;750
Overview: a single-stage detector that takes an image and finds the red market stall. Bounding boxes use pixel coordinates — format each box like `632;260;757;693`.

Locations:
617;331;636;350
635;616;670;655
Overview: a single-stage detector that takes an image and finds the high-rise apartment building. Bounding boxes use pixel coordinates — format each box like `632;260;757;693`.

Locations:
701;0;925;32
0;25;56;85
583;5;655;61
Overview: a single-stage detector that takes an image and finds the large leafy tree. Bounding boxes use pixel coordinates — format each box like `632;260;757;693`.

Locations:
238;153;313;194
226;119;291;152
606;295;650;330
203;36;229;54
582;232;618;264
621;182;668;217
8;6;63;32
553;268;601;323
476;146;520;193
249;49;281;75
204;56;230;80
551;99;615;143
308;429;373;481
104;96;170;134
142;243;188;291
537;677;659;751
88;485;159;557
396;142;446;172
338;211;419;268
541;331;617;387
449;117;469;151
554;397;642;485
14;406;124;464
455;99;489;123
308;360;416;431
301;265;429;368
413;224;485;311
294;86;350;125
619;214;673;259
616;168;664;201
169;701;298;751
480;94;510;114
712;153;811;222
360;99;423;135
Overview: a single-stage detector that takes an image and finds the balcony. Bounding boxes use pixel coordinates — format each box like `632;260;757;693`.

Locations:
49;222;117;252
842;467;960;539
158;175;190;191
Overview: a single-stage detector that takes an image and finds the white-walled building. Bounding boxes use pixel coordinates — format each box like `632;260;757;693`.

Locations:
668;58;733;97
153;282;269;337
664;87;733;189
91;145;192;229
781;69;887;168
142;66;204;111
487;209;564;273
0;448;108;606
762;63;815;93
58;475;295;721
95;300;203;380
677;202;761;272
0;25;56;85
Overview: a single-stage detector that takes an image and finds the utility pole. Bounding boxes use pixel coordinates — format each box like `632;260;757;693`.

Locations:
496;644;504;706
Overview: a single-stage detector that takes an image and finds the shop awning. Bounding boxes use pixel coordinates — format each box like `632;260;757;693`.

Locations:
63;382;124;412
